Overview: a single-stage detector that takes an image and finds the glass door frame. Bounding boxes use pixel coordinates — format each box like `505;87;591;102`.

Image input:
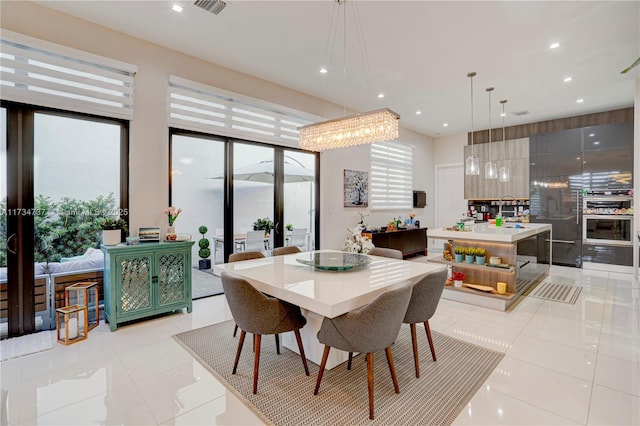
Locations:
169;128;320;264
2;100;129;337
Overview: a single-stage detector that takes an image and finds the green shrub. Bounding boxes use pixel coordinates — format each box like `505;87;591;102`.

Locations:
0;193;122;266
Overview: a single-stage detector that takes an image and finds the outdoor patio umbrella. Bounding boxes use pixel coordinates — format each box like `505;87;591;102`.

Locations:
208;158;314;183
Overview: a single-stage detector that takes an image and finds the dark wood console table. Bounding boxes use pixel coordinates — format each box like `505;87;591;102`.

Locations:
363;228;428;258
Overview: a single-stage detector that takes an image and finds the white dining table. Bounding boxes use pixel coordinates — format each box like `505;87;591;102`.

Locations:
214;249;446;369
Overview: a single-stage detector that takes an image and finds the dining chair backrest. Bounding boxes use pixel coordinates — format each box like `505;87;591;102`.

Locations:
229;251;264;263
317;284;412;354
273;246;301;256
290;228;307;249
244;230;266;252
367;247;403;259
403;269;447;324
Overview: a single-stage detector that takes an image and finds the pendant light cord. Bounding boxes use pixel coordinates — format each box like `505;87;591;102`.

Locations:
487;87;494;161
468;72;476;156
342;0;347;116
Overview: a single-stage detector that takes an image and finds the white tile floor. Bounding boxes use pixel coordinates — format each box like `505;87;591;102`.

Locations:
1;265;638;425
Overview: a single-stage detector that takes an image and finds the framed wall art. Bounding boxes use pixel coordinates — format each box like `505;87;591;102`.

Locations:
344;169;368;207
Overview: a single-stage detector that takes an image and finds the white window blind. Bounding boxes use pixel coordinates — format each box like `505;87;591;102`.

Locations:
168;75;317;146
370;141;414;210
0;30;136;120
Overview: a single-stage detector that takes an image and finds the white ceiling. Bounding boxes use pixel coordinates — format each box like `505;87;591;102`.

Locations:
33;0;640;138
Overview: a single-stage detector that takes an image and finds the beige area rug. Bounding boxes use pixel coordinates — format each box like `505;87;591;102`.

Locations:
0;330;53;361
173;320;504;425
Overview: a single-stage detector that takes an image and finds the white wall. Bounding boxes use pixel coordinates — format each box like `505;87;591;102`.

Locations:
319;127;434;250
1;2;434;250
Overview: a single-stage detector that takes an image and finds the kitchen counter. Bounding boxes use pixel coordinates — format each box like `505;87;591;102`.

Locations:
427;223;552;243
428;223;551;311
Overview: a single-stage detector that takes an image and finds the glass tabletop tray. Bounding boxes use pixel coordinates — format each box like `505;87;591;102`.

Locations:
296;251;371;271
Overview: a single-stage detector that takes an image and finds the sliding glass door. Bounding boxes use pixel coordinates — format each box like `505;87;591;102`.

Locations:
170;129;320;297
1;103;127;338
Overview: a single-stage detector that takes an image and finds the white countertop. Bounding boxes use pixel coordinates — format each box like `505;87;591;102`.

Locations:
427;223;552;243
214;250;446;318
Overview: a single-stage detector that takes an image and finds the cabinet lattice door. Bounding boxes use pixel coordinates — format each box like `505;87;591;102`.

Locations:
119;255;152;313
157;252;186;306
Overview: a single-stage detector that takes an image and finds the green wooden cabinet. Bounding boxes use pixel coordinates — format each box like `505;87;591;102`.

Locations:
101;241;194;331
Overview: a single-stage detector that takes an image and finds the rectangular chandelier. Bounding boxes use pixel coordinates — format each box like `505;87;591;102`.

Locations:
298;108;400;151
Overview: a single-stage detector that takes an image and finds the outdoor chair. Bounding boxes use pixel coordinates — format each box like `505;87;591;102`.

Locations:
242;230;267;253
403;269;447;378
221;271;309;394
289;228;307;250
313;285;412;420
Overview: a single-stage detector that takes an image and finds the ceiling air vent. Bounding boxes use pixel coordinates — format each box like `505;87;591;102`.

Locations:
511;110;530;116
194;0;227;15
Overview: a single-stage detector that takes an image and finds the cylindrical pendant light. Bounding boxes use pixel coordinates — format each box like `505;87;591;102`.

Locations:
499;99;511;182
485;87;497;179
465;72;479;175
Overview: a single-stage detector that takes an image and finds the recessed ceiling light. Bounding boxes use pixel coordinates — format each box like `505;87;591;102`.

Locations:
443;123;448;127
576;98;584;103
500;112;506;117
172;4;183;12
319;67;328;74
416;110;422;115
564;76;572;82
377;93;384;99
550;42;560;49
594;141;600;145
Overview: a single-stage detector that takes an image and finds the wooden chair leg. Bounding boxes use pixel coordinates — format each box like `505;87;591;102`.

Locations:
367;352;375;420
232;330;246;374
275;333;280;354
410;322;420;378
293;329;310;376
424;320;437;362
385;347;400;393
233;323;238;337
314;345;331;395
253;334;262;394
347;352;353;370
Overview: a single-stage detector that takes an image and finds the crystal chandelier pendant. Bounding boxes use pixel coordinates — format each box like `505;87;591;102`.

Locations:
485;161;497;179
466;155;480;175
499;165;510;182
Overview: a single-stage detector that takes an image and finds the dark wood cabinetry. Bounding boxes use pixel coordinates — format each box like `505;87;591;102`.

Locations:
364;228;427;258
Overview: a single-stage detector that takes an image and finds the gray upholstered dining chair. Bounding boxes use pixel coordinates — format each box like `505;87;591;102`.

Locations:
221;271;309;394
367;247;403;259
313;285;412;420
229;251;265;263
273;246;301;256
228;251;277;349
403;269;447;378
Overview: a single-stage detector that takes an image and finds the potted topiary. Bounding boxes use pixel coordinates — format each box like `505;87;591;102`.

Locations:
101;217;128;246
198;225;211;270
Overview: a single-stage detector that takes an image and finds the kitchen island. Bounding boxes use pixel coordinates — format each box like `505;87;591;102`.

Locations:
427;223;551;310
